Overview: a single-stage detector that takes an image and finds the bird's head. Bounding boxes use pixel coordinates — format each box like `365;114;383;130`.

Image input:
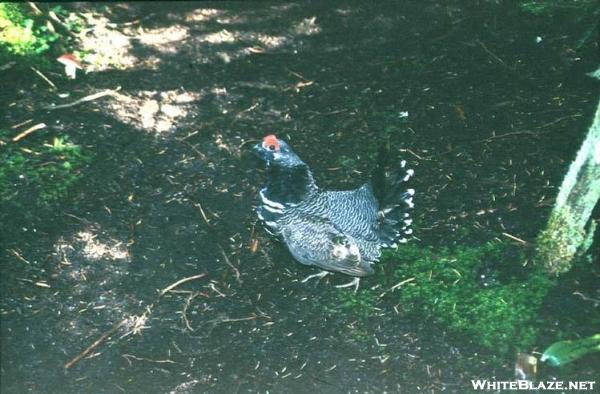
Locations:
253;134;306;168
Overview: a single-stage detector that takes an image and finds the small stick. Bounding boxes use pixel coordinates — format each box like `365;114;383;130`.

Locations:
182;292;199;331
379;277;415;298
390;277;415;291
43;87;121;110
64;319;128;369
9;249;31;264
31;67;57;90
122;354;176;364
476;39;506;66
27;2;42;15
399;148;427;161
193;202;210;225
12;123;47;142
160;273;206;296
11;119;32;129
572;291;600;305
502;232;528;244
210;315;260;324
218;245;242;284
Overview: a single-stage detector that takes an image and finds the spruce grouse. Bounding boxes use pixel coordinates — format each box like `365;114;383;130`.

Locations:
254;134;414;290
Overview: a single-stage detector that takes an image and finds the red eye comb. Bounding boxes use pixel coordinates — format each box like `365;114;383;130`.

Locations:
263;134;280;150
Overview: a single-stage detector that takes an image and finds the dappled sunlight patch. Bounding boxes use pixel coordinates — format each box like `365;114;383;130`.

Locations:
105;89;202;135
78;13;138;71
53;226;131;296
184;8;223;22
138;25;189;53
54;228;130;265
78;6;320;71
255;33;287;48
78;14;189;70
138;25;188;46
293;17;321;36
50;227;142;349
200;29;237;44
76;230;129;261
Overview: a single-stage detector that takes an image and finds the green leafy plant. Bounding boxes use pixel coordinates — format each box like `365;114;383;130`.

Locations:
0;3;59;57
0;130;89;207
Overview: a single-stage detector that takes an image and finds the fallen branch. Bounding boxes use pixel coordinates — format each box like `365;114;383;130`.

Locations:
12;123;47;142
43;87;122;111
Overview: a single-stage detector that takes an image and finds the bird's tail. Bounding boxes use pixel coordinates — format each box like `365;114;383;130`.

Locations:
370;142;415;247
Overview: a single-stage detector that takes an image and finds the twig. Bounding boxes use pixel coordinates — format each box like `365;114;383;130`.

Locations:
12;123;47;142
379;277;415;298
31;67;57;90
43;87;122;110
64;319;128;369
502;232;528;245
9;249;31;264
27;2;42;15
287;69;307;80
181;292;199;331
122;354;176;364
476;115;582;144
476;129;537;143
476;39;506;67
209;315;260;324
231;102;259;126
193;202;210;225
160;273;206;296
218;245;242;284
572;291;600;305
11;119;33;129
399;148;428;161
48;10;77;38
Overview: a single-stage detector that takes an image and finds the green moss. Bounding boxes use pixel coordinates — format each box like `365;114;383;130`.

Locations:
535;209;585;275
0;130;90;208
338;242;554;357
337;287;379;320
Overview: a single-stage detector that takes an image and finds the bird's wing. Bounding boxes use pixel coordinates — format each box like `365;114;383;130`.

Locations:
280;213;374;277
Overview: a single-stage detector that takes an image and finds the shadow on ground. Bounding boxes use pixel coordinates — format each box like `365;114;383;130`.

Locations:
1;2;598;393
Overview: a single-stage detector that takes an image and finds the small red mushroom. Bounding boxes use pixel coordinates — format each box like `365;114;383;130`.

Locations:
57;53;84;79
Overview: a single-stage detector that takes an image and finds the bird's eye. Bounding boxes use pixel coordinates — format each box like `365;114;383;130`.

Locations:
268;145;276;151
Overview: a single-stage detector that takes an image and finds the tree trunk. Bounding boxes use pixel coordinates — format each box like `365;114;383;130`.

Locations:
536;100;600;275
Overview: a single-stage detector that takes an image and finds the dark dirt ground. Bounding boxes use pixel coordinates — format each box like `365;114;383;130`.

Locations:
1;2;599;393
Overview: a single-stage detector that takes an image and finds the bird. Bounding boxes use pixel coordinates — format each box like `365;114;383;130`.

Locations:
254;134;415;291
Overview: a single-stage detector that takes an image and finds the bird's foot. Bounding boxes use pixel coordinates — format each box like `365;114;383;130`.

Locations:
335;277;360;293
301;270;330;283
